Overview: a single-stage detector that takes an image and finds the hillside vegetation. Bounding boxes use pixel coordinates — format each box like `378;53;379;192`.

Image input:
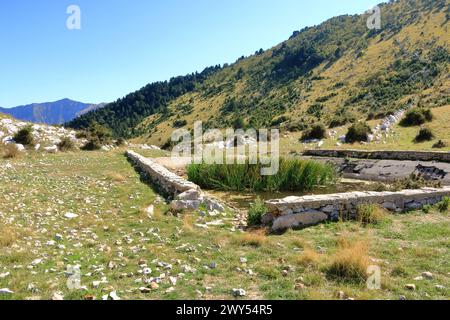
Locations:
67;0;449;149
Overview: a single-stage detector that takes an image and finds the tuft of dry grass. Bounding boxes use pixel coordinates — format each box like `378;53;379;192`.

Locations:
2;144;21;159
296;247;321;267
234;230;267;247
326;237;370;283
356;204;388;226
182;214;194;232
0;225;17;247
106;172;126;183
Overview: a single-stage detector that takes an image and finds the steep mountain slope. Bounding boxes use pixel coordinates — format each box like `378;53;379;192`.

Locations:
0;99;106;125
67;0;449;147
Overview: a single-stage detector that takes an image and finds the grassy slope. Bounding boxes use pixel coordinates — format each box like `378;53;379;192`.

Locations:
279;104;450;155
133;0;449;148
1;150;448;300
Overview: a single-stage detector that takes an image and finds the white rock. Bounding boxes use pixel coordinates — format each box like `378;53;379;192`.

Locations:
0;288;14;294
64;212;78;219
109;291;121;300
232;288;246;297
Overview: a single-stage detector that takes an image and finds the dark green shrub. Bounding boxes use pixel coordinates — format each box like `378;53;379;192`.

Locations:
400;108;433;127
301;123;326;141
414;127;434;143
437;197;449;213
432;140;447;149
115;138;126;147
57;137;76;152
173;119;187;128
81;122;112;151
13;126;34;147
248;198;268;226
345;122;372;143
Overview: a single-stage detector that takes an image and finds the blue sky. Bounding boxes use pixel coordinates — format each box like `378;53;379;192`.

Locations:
0;0;380;107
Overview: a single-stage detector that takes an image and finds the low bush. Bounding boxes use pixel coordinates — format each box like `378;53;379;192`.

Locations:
345;122;372;143
432;140;447;149
437;197;449;213
81;122;112;151
301;123;326;141
247;198;268;226
414;127;435;143
13;126;34;147
400;108;433;127
173;119;187;128
57;137;76;152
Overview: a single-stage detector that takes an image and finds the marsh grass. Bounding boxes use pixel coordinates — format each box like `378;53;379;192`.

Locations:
187;158;336;192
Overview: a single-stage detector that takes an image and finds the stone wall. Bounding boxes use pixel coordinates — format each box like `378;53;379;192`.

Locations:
264;187;450;232
303;149;450;163
126;150;225;212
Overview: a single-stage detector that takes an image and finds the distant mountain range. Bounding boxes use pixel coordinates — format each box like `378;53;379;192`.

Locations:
0;99;107;125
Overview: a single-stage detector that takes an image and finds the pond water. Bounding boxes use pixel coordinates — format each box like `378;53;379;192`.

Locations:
207;179;381;210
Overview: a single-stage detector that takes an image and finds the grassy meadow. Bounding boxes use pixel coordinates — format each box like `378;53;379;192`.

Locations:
0;150;448;300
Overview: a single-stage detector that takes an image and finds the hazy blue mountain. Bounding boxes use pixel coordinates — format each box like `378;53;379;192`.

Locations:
0;99;106;125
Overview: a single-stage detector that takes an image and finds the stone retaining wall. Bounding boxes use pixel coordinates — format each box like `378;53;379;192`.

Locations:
126;150;225;212
264;187;450;232
303;149;450;163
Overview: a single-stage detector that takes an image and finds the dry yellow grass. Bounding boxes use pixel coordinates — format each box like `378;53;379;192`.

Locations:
0;225;17;247
234;230;268;247
1;144;21;159
296;247;321;267
326;237;371;283
356;204;388;226
182;214;194;232
106;172;126;183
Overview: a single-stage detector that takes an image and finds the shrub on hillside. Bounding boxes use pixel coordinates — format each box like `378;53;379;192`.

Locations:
173;119;187;128
247;198;268;226
81;122;112;151
400;108;433;127
301;123;326;141
345;122;372;143
13;126;34;147
432;140;447;149
437;197;449;213
57;137;76;152
414;127;435;143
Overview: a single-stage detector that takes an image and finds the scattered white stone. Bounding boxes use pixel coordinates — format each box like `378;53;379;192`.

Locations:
405;284;416;291
422;272;433;280
52;292;64;300
0;288;14;295
64;212;78;219
232;288;246;297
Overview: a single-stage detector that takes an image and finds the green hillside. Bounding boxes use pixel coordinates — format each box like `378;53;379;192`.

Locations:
67;0;449;148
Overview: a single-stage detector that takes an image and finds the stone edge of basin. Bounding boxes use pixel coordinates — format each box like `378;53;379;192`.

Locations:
264;186;450;232
125;150;225;213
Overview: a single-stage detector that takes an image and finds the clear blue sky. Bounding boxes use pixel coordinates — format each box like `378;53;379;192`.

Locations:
0;0;380;107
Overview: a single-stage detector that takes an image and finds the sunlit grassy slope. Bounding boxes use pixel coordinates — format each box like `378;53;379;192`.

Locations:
133;0;449;148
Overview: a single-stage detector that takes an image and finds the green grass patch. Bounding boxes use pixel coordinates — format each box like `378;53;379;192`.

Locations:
187;158;337;192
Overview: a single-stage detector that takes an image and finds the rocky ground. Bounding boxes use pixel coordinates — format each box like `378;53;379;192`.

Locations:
0;150;448;300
